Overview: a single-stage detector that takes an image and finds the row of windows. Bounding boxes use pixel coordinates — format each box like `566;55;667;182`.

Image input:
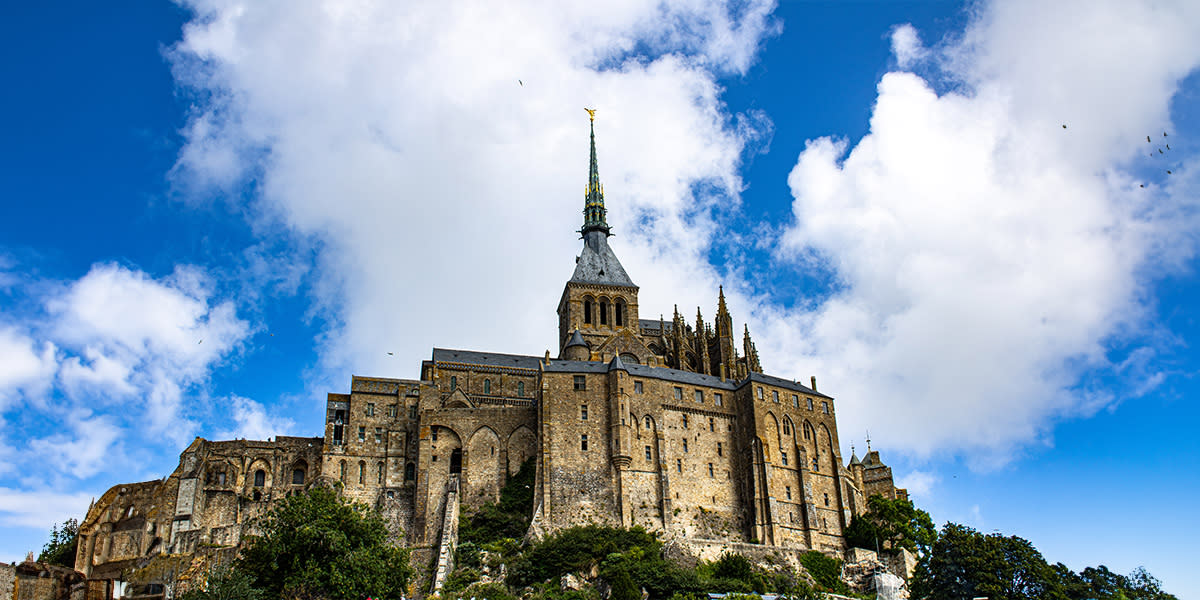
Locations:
582;296;627;327
337;459;417;484
357;426;386;443
450;376;526;396
756;387;830;414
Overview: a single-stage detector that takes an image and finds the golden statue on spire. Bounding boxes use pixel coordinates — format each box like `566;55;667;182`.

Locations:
585;107;596;121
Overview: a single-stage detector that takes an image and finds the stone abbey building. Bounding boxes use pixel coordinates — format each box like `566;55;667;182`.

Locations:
75;115;906;588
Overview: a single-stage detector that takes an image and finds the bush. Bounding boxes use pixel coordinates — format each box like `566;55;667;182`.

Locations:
798;551;845;593
179;566;264;600
460;458;536;546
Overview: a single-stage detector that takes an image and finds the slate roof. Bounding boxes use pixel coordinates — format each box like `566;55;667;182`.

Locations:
570;231;637;288
431;348;543;370
565;329;587;348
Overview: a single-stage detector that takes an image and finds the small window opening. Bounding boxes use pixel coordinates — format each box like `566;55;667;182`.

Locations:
405;462;415;481
367;402;375;416
483;379;491;394
584;299;593;324
673;386;683;399
581;434;589;451
645;446;652;461
644;416;652;430
358;461;365;485
715;393;723;406
709;417;715;431
676;459;682;472
377;462;384;484
683;439;689;452
615;301;624;326
581;405;589;420
717;442;723;456
600;300;609;325
574;375;586;391
634;381;643;394
708;463;714;477
254;470;265;487
786;486;792;500
292;468;305;485
450;376;457;391
518;381;525;396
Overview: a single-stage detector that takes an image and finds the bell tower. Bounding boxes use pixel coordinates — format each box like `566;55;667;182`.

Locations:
557;109;640;358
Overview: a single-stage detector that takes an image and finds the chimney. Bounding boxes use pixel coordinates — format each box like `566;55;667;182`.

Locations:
810;375;817;392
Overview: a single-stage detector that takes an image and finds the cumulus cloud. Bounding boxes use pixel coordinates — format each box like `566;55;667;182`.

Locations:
168;0;777;389
217;395;296;441
49;263;250;436
890;24;926;69
774;0;1200;464
0;327;57;410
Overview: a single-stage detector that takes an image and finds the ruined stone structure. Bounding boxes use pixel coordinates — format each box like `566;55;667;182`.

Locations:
75;114;907;590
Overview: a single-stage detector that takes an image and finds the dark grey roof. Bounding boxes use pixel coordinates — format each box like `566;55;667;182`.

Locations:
743;372;832;399
570;231;637;288
608;354;627;372
848;452;861;466
432;348;543;369
638;319;674;334
565;329;587;348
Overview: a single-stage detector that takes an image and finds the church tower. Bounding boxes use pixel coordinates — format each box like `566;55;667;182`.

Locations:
557;110;642;360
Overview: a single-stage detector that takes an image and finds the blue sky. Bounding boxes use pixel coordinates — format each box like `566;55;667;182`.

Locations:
2;0;1198;595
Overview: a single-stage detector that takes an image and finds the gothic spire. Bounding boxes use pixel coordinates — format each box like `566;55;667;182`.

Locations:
582;108;610;237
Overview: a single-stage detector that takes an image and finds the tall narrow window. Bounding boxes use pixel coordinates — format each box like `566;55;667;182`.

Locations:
450;376;457;391
584;299;593;324
786;486;792;500
709;417;715;431
824;493;830;506
358;426;365;441
812;457;819;471
405;462;415;481
772;391;779;403
715;393;723;406
645;446;652;460
695;390;703;403
358;461;365;485
708;463;714;477
807;397;814;410
822;401;830;414
757;387;764;399
483;379;491;394
676;459;682;472
600;300;609;325
782;452;788;466
683;439;689;452
615;300;624;326
783;421;791;435
409;404;417;419
644;416;652;430
375;427;382;443
717;442;723;456
518;381;525;396
634;381;643;394
581;405;588;420
367;402;375;416
377;462;384;484
339;460;346;482
254;470;265;487
581;434;589;451
432;427;438;442
682;414;689;429
792;394;799;407
388;404;397;417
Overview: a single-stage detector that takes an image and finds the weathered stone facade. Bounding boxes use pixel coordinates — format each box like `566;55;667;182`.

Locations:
75;116;908;592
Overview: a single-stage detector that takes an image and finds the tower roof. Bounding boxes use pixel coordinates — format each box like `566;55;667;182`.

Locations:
565;329;587;349
569;110;636;288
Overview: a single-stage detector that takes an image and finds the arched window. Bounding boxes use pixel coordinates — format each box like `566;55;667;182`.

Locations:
615;299;625;326
599;300;609;325
292;467;305;485
518;381;525;396
405;462;415;481
584;299;593;324
254;470;265;487
450;375;457;391
783;420;791;436
358;461;366;485
483;379;491;394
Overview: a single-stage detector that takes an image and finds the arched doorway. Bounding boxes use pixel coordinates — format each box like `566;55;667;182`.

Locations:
450;448;463;474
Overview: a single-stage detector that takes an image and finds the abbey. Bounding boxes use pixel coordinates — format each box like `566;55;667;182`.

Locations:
75;115;905;590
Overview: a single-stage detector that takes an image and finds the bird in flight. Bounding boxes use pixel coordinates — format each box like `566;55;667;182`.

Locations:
1147;136;1152;143
387;352;394;356
1062;124;1067;129
518;80;523;86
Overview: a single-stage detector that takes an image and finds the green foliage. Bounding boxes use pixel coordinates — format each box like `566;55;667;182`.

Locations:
443;567;482;593
38;518;78;568
798;551;846;594
236;486;412;600
180;566;265;600
844;495;936;557
911;523;1064;600
456;541;482;569
460;458;536;546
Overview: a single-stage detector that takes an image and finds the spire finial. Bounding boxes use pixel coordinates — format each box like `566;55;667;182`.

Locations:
581;109;610;237
866;431;872;452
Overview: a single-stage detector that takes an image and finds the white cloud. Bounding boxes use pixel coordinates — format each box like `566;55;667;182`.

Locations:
26;413;124;480
775;0;1200;464
0;487;94;529
48;263;250;437
168;0;776;388
217;395;296;441
895;469;938;500
0;327;57;410
890;24;926;69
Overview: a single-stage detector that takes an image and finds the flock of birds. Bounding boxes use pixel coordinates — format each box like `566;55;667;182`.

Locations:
1064;124;1179;188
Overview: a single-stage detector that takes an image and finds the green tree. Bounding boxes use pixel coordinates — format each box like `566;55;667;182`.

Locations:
237;485;412;600
38;518;78;568
180;566;265;600
844;495;936;556
910;523;1065;600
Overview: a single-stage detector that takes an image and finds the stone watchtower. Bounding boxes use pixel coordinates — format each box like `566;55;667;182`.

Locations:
556;110;644;362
